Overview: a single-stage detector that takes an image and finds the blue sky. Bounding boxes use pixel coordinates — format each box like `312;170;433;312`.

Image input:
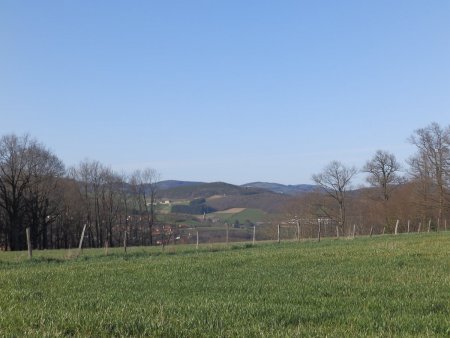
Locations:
1;1;449;185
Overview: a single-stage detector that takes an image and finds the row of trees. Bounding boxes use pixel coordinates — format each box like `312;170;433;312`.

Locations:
1;122;448;250
291;122;450;235
0;134;163;251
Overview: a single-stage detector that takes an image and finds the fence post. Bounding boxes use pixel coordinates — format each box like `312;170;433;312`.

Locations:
123;231;127;254
226;223;229;244
277;224;280;244
318;221;321;242
78;223;87;252
418;222;421;233
407;220;410;233
336;225;339;238
445;219;447;231
352;224;356;238
370;226;374;237
296;219;300;242
437;218;440;232
196;230;199;250
26;227;32;259
428;219;431;233
253;225;256;245
394;220;399;235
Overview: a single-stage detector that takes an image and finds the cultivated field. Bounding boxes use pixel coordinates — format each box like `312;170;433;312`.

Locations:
0;233;449;337
210;208;267;223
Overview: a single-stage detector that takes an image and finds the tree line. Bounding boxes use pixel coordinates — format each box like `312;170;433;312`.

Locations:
0;134;162;251
287;122;450;236
1;122;449;251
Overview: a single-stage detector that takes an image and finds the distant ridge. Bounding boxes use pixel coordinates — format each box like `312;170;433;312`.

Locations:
242;182;316;195
157;180;317;197
159;181;270;199
157;180;204;190
156;181;313;213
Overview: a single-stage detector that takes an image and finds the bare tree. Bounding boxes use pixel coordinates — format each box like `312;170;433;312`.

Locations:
408;122;450;223
363;150;403;201
0;134;38;250
0;134;65;250
58;177;85;249
407;151;434;222
312;161;357;235
25;141;65;249
362;150;403;231
117;172;132;248
69;160;108;247
130;168;161;245
100;168;123;247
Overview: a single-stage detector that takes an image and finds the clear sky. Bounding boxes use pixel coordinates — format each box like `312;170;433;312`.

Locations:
1;1;449;185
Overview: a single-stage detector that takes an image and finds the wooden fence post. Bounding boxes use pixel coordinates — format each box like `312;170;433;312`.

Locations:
123;231;127;254
253;225;256;245
318;221;321;242
437;218;440;232
336;225;339;238
277;224;280;243
104;240;109;256
26;227;32;259
226;223;229;244
445;219;447;231
352;224;356;238
370;226;374;237
407;220;410;233
418;222;421;233
78;224;87;252
296;219;300;242
196;230;199;250
428;219;431;233
394;220;399;235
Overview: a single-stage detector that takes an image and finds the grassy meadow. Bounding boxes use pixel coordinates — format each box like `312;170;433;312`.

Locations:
0;233;449;337
210;208;268;224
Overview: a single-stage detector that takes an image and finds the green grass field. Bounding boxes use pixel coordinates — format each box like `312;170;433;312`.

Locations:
0;233;449;337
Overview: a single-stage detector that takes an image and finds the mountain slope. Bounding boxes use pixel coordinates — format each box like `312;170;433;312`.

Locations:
157;180;204;190
159;182;272;200
242;182;316;195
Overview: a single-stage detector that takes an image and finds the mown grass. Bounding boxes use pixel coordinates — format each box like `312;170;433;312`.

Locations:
0;233;449;337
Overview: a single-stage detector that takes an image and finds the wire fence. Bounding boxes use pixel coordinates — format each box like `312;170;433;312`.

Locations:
149;217;449;248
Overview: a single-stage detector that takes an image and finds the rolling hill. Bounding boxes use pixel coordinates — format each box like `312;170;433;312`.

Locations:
242;182;317;195
159;181;270;200
158;182;293;214
157;180;204;190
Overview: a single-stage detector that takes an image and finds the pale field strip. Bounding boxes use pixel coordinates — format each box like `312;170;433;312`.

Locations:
215;208;247;214
207;195;225;200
